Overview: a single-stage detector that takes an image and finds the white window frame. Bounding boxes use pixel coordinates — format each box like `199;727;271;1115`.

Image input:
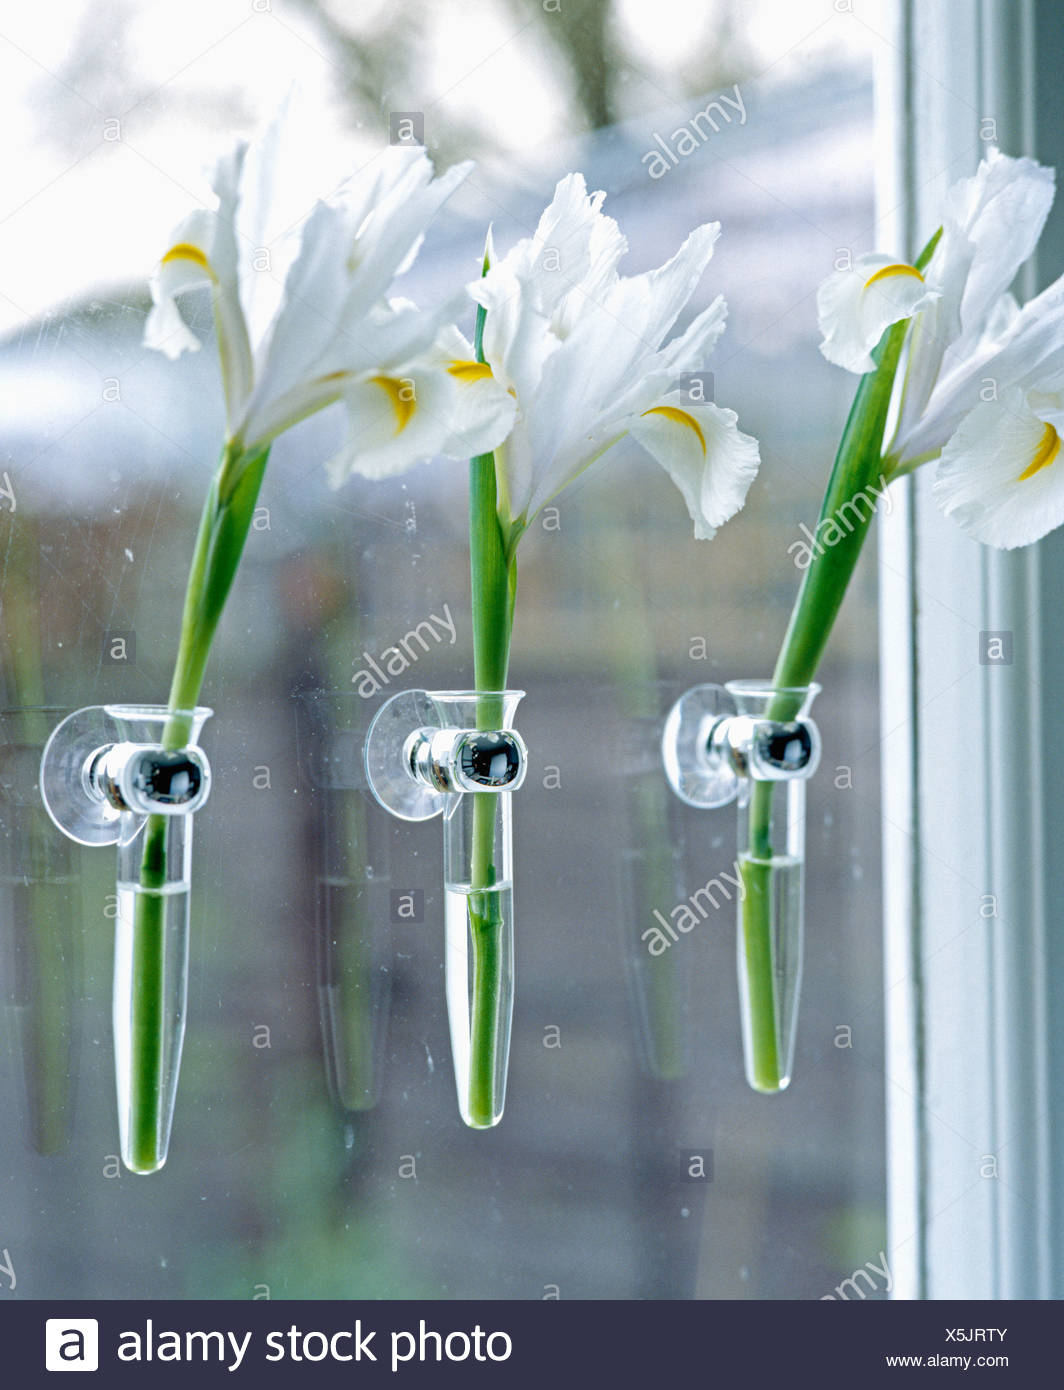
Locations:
878;0;1062;1300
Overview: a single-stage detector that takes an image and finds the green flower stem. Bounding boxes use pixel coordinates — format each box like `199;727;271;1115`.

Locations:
127;438;269;1172
466;442;515;1127
740;230;941;1093
461;251;518;1129
739;330;904;1089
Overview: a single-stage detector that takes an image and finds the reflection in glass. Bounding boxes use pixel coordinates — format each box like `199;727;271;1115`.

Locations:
0;707;81;1155
614;690;691;1081
298;690;392;1115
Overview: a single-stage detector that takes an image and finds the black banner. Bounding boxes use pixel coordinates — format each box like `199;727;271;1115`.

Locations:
0;1298;1052;1387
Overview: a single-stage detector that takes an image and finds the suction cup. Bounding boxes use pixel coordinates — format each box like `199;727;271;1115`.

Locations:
40;706;125;846
364;689;448;822
661;683;740;809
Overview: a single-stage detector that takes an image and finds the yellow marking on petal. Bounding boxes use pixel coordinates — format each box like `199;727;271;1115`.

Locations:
447;359;493;383
863;262;923;290
642;405;706;456
161;243;215;279
372;375;416;434
1018;422;1061;481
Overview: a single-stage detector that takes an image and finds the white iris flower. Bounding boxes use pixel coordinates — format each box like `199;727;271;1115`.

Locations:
470;173;760;542
144;101;515;476
819;148;1064;549
344;172;760;542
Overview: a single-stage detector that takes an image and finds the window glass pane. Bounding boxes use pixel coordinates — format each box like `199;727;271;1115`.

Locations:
0;1;885;1300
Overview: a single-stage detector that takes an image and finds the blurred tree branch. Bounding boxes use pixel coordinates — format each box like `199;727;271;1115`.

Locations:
286;0;416;120
42;0;752;171
513;0;618;129
286;0;498;165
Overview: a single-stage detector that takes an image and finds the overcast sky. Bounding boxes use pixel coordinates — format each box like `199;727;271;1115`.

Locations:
0;0;876;336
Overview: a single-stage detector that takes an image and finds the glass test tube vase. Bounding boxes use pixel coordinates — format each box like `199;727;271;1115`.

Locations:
662;680;820;1093
365;689;526;1128
40;704;212;1171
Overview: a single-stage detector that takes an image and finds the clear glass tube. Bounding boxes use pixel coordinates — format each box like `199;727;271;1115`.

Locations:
114;811;191;1172
728;680;818;1094
433;690;521;1130
443;789;514;1128
0;707;80;1154
107;704;210;1173
736;777;806;1092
